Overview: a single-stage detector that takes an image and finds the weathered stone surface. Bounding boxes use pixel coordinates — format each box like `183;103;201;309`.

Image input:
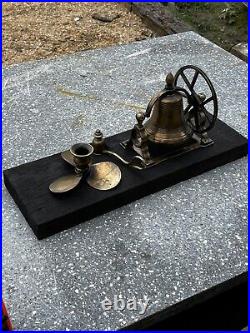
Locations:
2;32;247;330
231;42;248;62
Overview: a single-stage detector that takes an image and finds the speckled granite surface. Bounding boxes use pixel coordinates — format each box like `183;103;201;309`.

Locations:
2;32;248;330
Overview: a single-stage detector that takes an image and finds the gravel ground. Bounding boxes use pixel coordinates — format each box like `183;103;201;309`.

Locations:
2;2;152;65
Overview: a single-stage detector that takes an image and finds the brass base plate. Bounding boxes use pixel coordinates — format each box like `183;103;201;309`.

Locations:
120;138;212;168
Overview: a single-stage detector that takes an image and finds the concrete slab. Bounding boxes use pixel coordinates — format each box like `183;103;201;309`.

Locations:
2;31;248;330
231;42;248;62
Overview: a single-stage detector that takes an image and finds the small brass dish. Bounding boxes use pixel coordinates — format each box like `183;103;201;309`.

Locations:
86;161;121;191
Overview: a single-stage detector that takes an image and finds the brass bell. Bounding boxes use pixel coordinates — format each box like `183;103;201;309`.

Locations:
144;73;192;145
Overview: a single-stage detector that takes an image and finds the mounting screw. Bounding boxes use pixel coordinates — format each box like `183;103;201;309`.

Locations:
198;92;206;102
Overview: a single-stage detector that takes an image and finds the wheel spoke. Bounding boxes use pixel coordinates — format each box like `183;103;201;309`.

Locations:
181;72;193;91
184;104;192;114
201;96;214;106
201;106;212;125
175;65;218;134
187;119;194;128
190;71;199;90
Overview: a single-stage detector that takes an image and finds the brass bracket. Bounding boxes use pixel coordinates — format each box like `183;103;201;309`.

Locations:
123;111;151;164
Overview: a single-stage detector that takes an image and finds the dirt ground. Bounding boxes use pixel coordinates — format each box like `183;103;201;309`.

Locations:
3;2;247;66
2;2;152;65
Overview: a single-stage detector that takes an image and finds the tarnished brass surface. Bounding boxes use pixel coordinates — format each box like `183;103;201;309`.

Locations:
145;93;191;144
60;66;218;179
61;150;76;167
121;138;202;168
144;73;191;145
87;162;121;190
49;174;82;194
103;149;146;170
70;143;94;171
92;129;106;154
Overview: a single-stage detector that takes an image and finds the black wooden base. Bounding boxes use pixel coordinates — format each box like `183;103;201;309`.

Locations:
122;273;248;331
3;118;248;239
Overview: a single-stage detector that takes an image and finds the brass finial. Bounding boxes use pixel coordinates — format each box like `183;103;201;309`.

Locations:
165;72;174;90
136;111;145;126
94;129;103;138
92;129;106;154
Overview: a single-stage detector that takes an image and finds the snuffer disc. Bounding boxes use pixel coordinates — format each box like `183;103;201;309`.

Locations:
87;162;121;190
49;174;82;193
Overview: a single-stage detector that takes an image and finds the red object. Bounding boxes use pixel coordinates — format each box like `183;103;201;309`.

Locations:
2;301;12;331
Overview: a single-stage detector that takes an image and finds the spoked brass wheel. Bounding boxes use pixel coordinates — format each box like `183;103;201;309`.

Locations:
174;65;218;134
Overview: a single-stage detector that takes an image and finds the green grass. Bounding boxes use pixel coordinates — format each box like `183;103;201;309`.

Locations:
166;2;248;50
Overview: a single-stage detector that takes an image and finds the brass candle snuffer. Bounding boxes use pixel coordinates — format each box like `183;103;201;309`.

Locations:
49;65;218;194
